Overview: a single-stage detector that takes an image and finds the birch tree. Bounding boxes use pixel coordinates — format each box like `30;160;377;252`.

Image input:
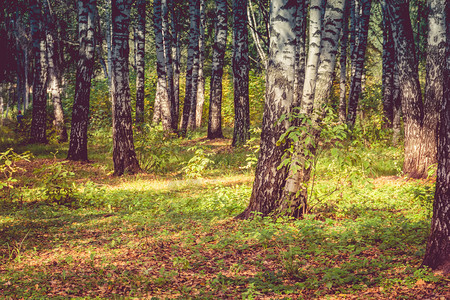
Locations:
111;0;140;175
293;0;307;108
422;0;446;170
163;0;177;131
232;0;250;146
237;0;297;218
282;0;347;217
422;0;450;273
207;0;228;139
238;0;346;219
42;0;68;142
195;0;205;128
67;0;97;161
381;0;395;126
346;0;372;128
154;0;172;132
171;1;181;124
338;0;350;122
135;0;146;125
181;0;200;136
386;0;426;178
29;0;48;144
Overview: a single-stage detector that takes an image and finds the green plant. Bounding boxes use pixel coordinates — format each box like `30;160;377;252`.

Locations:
134;125;178;173
240;127;261;170
0;148;32;200
409;183;435;218
181;144;214;179
6;229;31;263
34;160;78;207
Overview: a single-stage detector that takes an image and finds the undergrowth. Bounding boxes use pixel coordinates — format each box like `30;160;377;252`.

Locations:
0;124;447;299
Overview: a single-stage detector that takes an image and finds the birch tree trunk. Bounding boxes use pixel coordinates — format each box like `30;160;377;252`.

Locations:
338;0;350;122
181;0;200;136
281;0;346;217
422;0;446;170
232;0;250;146
195;0;205;128
346;0;372;128
106;0;113;89
237;0;297;219
392;64;402;145
293;0;307;108
67;0;97;161
381;0;395;126
163;0;176;131
247;1;268;69
43;0;68;142
299;0;324;114
152;83;161;125
154;0;172;132
29;0;48;144
135;0;146;125
386;0;426;178
111;0;141;175
171;2;180;124
207;0;228;139
422;1;450;273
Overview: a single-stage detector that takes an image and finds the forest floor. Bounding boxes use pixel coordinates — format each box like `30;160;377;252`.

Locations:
0;128;449;299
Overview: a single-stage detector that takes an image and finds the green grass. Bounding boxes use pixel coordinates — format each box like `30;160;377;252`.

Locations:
0;125;448;299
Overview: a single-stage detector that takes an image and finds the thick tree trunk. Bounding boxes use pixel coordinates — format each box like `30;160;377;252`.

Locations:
422;0;446;171
111;0;141;176
338;0;350;123
387;0;426;178
207;0;228;139
135;0;146;125
232;0;250;146
68;0;97;161
422;1;450;273
181;0;200;136
43;0;68;143
346;0;372;128
237;0;297;219
154;0;172;132
29;0;48;144
282;0;346;217
195;0;205;128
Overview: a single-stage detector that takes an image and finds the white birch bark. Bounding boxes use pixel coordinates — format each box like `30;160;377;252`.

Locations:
300;0;324;115
238;0;297;218
232;0;250;146
195;0;205;128
422;0;446;170
208;0;228;139
181;0;200;135
154;0;172;132
386;0;426;178
135;0;146;125
68;0;97;161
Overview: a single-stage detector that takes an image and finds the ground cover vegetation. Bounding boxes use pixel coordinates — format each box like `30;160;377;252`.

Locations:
1;0;449;298
0;96;449;298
